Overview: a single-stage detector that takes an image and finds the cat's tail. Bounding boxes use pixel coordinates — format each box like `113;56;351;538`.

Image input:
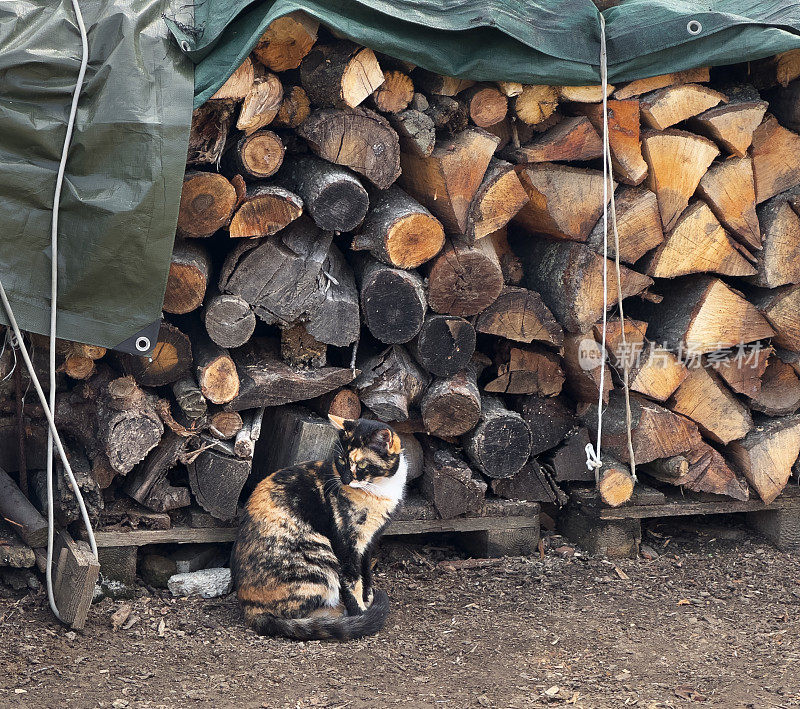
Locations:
250;590;390;641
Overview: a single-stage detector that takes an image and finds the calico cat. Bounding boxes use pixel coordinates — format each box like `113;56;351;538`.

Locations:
231;415;408;640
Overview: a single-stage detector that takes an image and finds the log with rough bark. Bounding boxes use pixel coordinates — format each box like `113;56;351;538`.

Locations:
307;388;362;420
419;438;487;518
354;345;428;421
279;155;369;232
423;95;468;134
177;171;237;238
352;186;444;268
31;453;102;527
752;285;800;350
514;164;614;241
642;129;720;230
474;285;563;347
300;41;384;108
227;184;303;238
420;365;482;438
462;395;531;478
237;71;283;135
514;85;558;125
118;321;192;387
485;342;564;396
187;441;251;520
280;323;327;368
562;332;612;405
750;115;800;203
505;116;601;163
511;237;653;333
298;108;401;188
709;344;771;398
172;375;207;421
188;103;235;167
488;227;524;285
747;355;800;416
371;70;414;113
689;84;767;157
273;85;311;128
727;415;800;504
516;395;576;456
750;191;800;287
388;109;436;157
767;80;800;132
225;130;285;180
596;457;635;507
253;11;319;71
613;67;711;99
544;426;593;483
163;239;211;315
464;159;529;243
186;321;239;406
640;84;726;130
410;314;476;377
354;255;426;344
642;200;756;278
203;291;256;349
399;128;500;234
0;468;48;547
411;70;473;97
491;459;560;504
123;433;191;512
425;237;503;317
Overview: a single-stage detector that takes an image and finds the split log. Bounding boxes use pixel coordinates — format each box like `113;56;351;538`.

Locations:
491;460;560;503
462;395;531;478
399;127;500;234
642;129;720;230
280;323;327;368
642;200;756;278
410;70;473;96
497;82;523;98
460;84;508;127
203;292;256;349
727;416;800;504
273;85;312;128
753;285;800;350
750;115;800;203
234;407;266;460
352;186;444;268
172;375;207;421
354;345;428;421
678;443;749;500
163;239;211;315
464;159;529;243
228;184;303;238
208;410;244;440
514;85;558;125
307;388;362;420
209;57;254;101
640;84;726;130
689;86;767;156
635;276;774;355
118;321;192;387
558;84;613;102
514;164;615;241
123;434;191;513
581;391;702;465
485;343;564;396
709;344;771;399
225;130;284;180
585;186;664;265
229;338;356;410
505;116;602;163
177;171;237;238
237;72;283;134
0;468;48;547
187;322;240;406
562;332;612;405
371;70;414;113
300;41;383;108
420;366;481;438
187;103;235;167
668;365;752;444
750;193;800;287
749;50;800;89
747;355;800;416
410;314;476;377
488;227;524;285
595;318;649;369
627;343;688;403
354;255;426;344
511;237;653;333
187;443;251;520
425;237;503;317
279;155;369;232
298;107;401;189
613;67;711;99
571;100;647;185
253;11;319;71
696;157;761;250
596;457;635;507
419;438;487;518
516;395;576;456
388;109;436;157
544;427;593;483
474;285;563;347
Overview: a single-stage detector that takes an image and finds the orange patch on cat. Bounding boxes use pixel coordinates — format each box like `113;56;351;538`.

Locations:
389;433;401;455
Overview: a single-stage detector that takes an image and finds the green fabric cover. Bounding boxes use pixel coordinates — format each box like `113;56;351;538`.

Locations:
0;0;192;349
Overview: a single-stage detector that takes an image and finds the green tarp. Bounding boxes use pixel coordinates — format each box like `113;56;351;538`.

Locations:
2;0;800;348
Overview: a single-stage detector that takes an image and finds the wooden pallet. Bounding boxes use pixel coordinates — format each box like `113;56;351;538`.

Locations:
560;483;800;558
88;496;540;582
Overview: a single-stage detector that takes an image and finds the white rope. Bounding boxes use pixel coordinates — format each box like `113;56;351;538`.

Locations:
0;0;98;623
585;14;637;483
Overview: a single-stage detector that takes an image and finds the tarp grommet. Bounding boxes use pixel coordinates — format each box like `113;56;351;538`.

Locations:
180;40;190;51
135;336;151;352
687;20;702;35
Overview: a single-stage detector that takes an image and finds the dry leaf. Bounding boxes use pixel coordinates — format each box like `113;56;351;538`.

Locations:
111;604;132;631
614;566;629;580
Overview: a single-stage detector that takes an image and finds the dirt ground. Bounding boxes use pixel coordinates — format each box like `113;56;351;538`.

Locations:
1;515;799;709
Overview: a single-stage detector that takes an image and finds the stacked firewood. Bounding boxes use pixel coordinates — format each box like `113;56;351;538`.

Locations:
5;15;800;529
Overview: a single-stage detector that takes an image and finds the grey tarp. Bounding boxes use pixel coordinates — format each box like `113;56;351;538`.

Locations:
2;0;800;348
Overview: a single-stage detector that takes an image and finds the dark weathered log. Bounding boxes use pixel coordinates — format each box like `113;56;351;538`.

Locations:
172;375;207;421
187;102;236;167
423;95;468;135
225;130;285;180
420;365;481;438
485;342;564;396
352;186;444;268
767;79;800;132
253;11;319;72
487;228;524;285
410;314;475;378
123;433;192;513
354;345;428;421
300;41;384;108
0;521;35;569
544;427;594;483
30;451;102;527
203;291;256;349
491;460;560;504
177;171;237;238
280;155;369;232
0;468;48;547
307;388;362;420
425;237;503;317
354;255;426;344
388;109;436;157
515;395;576;456
298;107;401;189
475;285;563;347
187;442;252;521
228;184;303;238
462;395;531;478
229;338;357;410
163;239;211;315
118;321;193;387
410;69;473;97
419;438;486;518
273;85;312;128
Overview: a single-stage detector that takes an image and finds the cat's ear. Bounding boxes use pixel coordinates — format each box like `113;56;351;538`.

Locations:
328;414;350;431
374;428;398;454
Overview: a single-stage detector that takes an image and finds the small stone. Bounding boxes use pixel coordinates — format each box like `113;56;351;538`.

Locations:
139;554;177;589
168;568;232;599
64;631;77;641
640;544;659;560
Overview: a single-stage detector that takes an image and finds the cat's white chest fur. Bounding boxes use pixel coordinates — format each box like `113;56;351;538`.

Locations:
370;453;407;509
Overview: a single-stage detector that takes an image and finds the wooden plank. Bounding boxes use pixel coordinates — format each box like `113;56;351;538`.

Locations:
50;531;100;630
389;517;537;535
